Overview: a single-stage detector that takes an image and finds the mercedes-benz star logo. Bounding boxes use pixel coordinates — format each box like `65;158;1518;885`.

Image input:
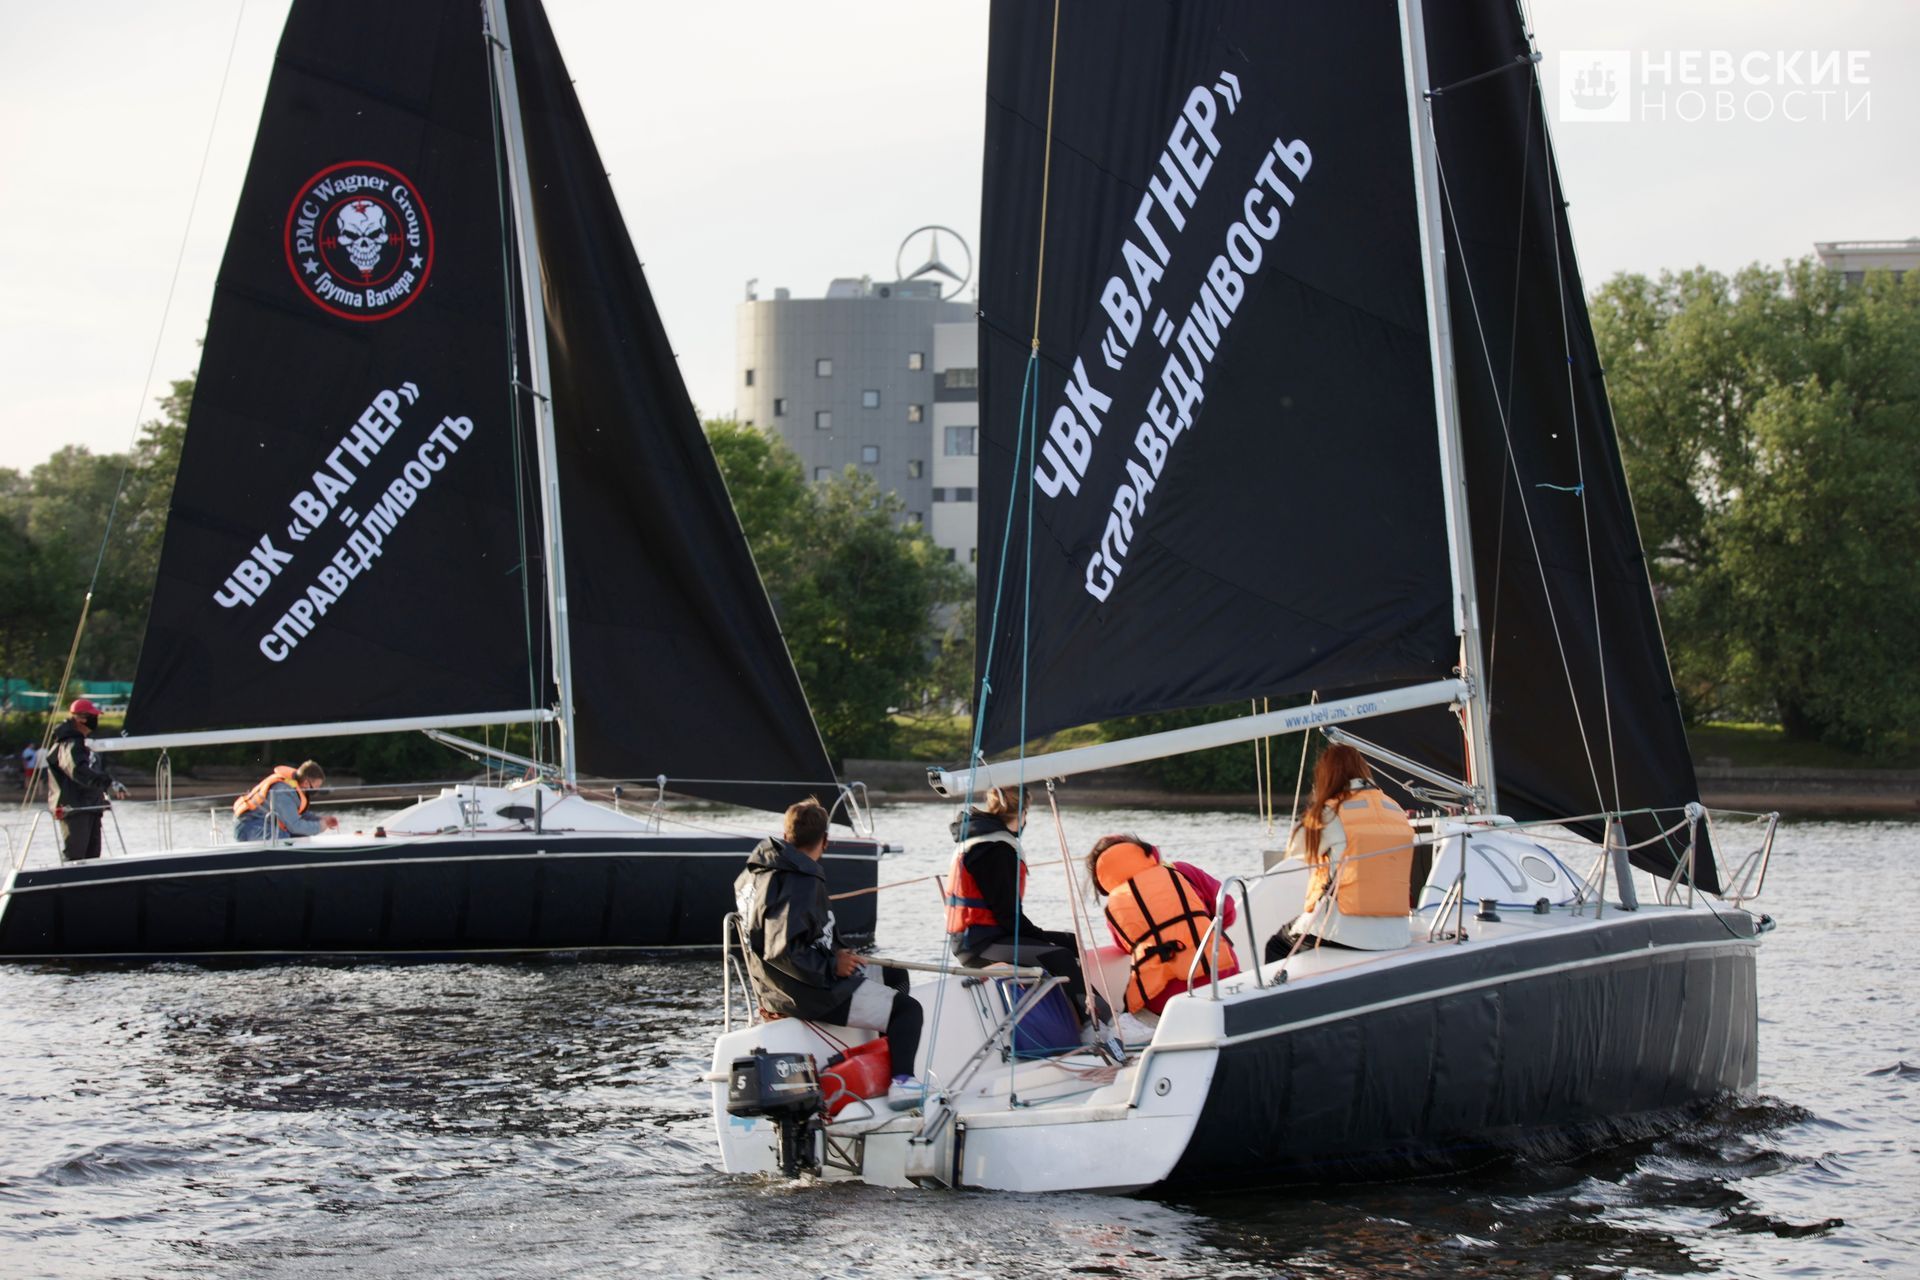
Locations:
895;225;972;300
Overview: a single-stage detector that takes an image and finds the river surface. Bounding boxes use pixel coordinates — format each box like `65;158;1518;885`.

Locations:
0;801;1914;1278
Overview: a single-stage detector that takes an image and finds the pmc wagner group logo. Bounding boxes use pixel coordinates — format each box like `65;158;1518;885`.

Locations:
284;161;434;321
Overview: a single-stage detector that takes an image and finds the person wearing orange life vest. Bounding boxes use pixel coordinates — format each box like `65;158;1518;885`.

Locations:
1087;834;1241;1016
233;760;339;842
946;785;1101;1021
1265;743;1417;961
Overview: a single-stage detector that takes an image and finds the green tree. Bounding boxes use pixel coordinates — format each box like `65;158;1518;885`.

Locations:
1593;259;1920;749
704;419;969;763
0;377;193;687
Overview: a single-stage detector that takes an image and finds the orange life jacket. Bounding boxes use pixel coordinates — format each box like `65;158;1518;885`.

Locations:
1302;786;1415;919
944;833;1026;937
233;766;307;820
1096;842;1237;1014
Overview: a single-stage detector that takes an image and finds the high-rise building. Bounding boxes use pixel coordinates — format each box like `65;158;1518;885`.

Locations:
1814;238;1920;285
736;231;981;570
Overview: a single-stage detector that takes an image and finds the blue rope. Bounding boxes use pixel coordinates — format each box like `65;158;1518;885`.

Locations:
921;350;1044;1097
1536;482;1583;495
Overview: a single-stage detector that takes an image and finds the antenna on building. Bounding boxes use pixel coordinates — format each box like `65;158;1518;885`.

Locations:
745;277;758;301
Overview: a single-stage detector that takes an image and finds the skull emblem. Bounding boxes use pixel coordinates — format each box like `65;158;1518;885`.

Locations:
335;200;390;275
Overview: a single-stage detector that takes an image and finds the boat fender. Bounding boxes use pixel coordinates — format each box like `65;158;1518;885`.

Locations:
819;1038;892;1118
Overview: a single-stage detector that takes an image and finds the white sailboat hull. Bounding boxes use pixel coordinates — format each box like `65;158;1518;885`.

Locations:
711;832;1761;1192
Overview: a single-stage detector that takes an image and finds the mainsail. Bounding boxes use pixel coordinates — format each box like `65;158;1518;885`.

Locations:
122;0;837;814
125;0;545;736
975;0;1708;883
976;1;1456;751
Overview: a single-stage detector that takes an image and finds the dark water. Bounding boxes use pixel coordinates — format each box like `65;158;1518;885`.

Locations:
2;805;1915;1279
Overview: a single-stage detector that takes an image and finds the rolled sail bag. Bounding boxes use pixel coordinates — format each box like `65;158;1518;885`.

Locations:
819;1037;892;1117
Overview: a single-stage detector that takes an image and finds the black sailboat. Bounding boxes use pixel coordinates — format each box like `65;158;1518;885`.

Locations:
709;0;1775;1190
0;0;879;962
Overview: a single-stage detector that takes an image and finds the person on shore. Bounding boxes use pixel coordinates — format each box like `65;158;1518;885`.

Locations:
1265;743;1417;961
735;798;925;1107
19;742;36;794
1086;834;1240;1028
946;785;1103;1023
232;761;339;842
43;698;127;862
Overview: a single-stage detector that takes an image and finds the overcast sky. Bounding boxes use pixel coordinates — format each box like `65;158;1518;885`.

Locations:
1;0;1914;473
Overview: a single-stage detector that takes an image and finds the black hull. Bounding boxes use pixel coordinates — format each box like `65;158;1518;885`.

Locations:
0;836;880;962
1169;912;1760;1185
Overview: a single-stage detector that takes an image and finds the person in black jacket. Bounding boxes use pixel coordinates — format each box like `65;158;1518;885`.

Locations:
735;797;926;1107
42;698;126;862
945;785;1100;1021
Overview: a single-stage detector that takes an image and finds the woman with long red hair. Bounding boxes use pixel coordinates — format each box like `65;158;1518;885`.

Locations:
1264;743;1419;961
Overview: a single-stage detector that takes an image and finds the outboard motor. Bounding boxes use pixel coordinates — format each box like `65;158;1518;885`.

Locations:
726;1050;824;1177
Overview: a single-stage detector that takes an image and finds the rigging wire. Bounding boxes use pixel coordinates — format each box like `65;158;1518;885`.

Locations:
21;0;250;812
1426;104;1609;818
1485;56;1539;688
1539;91;1624;817
925;0;1066;1105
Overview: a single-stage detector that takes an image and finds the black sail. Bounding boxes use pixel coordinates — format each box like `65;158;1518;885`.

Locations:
503;2;838;813
125;0;548;736
975;0;1457;755
124;0;836;815
1366;0;1711;886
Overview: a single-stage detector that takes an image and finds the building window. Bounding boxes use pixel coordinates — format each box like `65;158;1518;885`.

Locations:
862;389;881;409
908;351;925;371
943;547;957;562
861;445;880;464
943;426;977;456
744;368;755;386
931;488;947;502
773;398;787;417
815;410;832;430
906;459;924;479
969;546;979;563
813;467;830;482
905;511;923;528
907;403;924;423
955;487;976;502
816;358;833;377
942;367;978;389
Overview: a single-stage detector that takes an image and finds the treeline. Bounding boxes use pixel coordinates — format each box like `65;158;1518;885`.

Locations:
0;379;188;693
1595;258;1920;752
6;256;1914;779
0;383;969;773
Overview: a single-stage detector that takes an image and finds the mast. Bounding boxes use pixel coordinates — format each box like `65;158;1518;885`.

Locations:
1398;0;1497;812
484;0;578;784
